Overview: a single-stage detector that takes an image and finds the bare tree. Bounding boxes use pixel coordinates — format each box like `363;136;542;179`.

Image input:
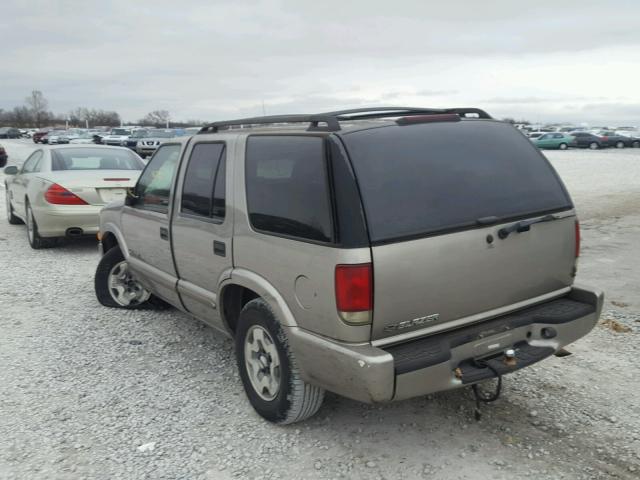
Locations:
141;110;170;127
25;90;49;127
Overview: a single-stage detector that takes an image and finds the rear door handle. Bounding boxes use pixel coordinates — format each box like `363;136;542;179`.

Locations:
213;241;226;257
160;227;169;241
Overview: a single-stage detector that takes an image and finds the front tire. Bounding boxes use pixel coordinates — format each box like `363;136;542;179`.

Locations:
615;141;625;149
559;143;568;150
94;246;153;308
235;298;325;424
589;142;599;150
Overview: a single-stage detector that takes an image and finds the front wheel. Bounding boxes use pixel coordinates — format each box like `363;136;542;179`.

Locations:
632;141;640;148
94;246;153;308
235;298;325;424
615;141;625;149
589;142;599;150
559;143;568;150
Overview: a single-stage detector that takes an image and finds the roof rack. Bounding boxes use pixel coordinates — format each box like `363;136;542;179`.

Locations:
198;106;492;134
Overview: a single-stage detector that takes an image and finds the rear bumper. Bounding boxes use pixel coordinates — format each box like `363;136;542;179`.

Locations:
33;204;103;237
287;286;603;403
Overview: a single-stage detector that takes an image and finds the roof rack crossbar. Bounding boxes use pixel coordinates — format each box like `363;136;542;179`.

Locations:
198;106;492;134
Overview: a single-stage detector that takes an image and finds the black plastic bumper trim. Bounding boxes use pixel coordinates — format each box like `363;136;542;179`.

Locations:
384;297;595;375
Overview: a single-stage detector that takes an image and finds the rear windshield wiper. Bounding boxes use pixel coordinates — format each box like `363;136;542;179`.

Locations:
497;214;557;239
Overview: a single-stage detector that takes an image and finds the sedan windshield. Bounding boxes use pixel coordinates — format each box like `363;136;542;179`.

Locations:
51;148;144;171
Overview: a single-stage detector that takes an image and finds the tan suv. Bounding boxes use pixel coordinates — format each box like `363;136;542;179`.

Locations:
94;107;603;424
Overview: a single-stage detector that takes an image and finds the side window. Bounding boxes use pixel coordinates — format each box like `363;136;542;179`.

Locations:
245;136;333;243
554;134;563;139
21;151;43;174
134;144;181;214
180;143;226;220
540;134;551;140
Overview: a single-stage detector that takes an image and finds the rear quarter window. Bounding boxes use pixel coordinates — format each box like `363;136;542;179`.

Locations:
342;120;572;244
245;135;334;243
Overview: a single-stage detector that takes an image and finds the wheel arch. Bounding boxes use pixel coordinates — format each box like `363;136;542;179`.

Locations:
219;269;298;336
100;223;130;259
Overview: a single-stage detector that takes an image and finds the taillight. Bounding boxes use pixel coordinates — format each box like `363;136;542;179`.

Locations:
44;183;88;205
575;220;580;258
600;136;608;141
335;264;373;325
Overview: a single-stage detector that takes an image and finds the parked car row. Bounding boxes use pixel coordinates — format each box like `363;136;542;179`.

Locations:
3;107;604;425
521;127;640;150
0;127;22;139
530;130;640;150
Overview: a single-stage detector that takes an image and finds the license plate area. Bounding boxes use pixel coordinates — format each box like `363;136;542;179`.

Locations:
98;188;126;203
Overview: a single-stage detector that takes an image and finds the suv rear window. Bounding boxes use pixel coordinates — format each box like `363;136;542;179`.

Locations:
342;121;572;243
245;136;333;243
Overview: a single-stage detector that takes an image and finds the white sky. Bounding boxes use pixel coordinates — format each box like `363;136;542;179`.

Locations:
3;0;640;125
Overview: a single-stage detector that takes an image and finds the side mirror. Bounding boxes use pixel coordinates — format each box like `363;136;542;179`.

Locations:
124;187;139;206
4;166;18;175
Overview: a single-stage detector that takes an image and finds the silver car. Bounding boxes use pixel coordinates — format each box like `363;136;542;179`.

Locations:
94;107;603;424
135;129;177;158
4;145;144;248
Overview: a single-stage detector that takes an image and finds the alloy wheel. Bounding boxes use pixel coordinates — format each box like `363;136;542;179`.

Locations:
107;260;151;306
244;325;281;401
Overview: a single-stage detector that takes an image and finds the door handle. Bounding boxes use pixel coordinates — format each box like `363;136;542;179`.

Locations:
213;241;226;257
160;227;169;241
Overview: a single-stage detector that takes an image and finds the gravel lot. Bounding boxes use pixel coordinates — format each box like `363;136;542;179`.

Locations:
1;140;639;480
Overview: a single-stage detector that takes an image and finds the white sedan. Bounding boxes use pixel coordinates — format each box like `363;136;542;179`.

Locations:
4;145;145;249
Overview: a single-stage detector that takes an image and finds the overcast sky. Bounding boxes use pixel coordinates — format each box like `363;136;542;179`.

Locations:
3;0;640;125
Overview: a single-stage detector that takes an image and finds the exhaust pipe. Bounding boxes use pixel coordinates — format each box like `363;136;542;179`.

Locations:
66;227;84;237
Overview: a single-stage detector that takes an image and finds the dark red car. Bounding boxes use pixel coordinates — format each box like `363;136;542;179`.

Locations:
33;129;51;143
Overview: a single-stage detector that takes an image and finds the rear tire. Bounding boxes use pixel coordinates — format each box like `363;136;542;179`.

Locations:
94;246;157;309
589;142;599;150
559;143;568;150
26;203;56;249
632;141;640;148
235;298;325;424
615;141;625;149
5;188;23;225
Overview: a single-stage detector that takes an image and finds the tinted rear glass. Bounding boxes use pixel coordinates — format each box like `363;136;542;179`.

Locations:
342;121;572;243
52;148;144;171
245;136;333;243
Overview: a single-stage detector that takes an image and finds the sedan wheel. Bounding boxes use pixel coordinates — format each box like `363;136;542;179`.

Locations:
633;141;640;148
616;141;625;149
25;203;55;249
559;143;568;150
589;142;599;150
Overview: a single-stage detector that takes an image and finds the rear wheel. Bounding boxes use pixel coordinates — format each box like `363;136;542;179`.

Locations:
5;188;23;225
26;203;55;249
632;141;640;148
615;141;625;149
559;143;568;150
235;298;325;424
94;246;153;308
589;142;599;150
